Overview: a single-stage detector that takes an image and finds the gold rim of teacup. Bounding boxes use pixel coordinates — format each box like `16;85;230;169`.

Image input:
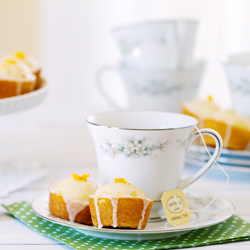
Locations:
86;111;198;131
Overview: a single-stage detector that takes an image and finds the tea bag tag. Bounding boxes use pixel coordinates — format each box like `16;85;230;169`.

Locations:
161;188;191;227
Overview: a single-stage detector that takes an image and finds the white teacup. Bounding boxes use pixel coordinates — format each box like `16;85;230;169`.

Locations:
96;62;205;112
223;53;250;117
113;20;198;70
86;111;222;219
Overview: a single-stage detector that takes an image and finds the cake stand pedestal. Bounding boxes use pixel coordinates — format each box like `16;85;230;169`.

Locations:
0;79;50;115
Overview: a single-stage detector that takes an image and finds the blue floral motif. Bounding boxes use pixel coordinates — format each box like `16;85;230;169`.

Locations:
234;78;250;94
135;81;183;95
100;137;187;158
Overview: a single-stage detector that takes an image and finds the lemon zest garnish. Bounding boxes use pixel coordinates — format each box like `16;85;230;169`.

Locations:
128;183;131;185
114;178;127;184
105;191;108;195
87;184;91;188
130;191;137;197
15;51;26;59
5;59;16;64
71;173;89;182
208;95;213;102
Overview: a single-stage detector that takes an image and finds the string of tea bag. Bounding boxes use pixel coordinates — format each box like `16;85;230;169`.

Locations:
173;124;230;212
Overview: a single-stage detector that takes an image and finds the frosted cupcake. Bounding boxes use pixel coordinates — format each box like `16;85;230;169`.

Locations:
89;178;153;229
0;58;36;98
182;96;220;128
203;110;250;150
12;51;41;89
49;174;98;225
183;97;250;150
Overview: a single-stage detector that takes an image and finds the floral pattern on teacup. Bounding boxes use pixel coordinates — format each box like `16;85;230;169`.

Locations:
136;81;182;95
175;139;187;148
234;78;250;94
129;80;197;96
100;137;187;158
101;144;117;157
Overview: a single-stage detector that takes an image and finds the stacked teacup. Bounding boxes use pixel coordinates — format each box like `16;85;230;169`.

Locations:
223;52;250;117
97;20;205;112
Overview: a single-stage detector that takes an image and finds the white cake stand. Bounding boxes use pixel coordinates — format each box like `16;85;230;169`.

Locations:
0;78;50;115
0;79;50;197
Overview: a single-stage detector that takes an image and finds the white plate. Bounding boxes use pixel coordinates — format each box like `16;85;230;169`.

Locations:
0;78;50;115
32;190;234;240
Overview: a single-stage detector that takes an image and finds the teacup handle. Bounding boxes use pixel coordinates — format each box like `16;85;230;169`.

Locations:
178;128;223;190
96;65;125;109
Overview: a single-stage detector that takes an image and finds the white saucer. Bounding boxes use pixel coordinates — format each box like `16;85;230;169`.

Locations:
32;190;234;240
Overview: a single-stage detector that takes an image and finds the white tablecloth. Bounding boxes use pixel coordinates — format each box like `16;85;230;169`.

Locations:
0;117;249;249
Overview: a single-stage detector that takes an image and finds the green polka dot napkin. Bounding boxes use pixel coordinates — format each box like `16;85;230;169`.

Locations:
2;201;250;249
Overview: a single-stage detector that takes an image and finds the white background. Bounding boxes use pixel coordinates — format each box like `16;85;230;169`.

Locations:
1;0;250;121
0;0;250;159
39;0;250;116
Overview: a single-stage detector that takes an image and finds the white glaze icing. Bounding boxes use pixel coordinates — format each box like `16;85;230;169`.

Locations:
224;125;232;147
64;198;88;221
208;110;250;130
184;100;220;120
138;199;151;229
91;182;151;229
94;183;146;198
0;58;36;82
16;81;23;96
198;119;204;130
94;196;103;228
50;177;98;202
90;194;152;229
110;198;118;228
49;176;98;222
12;52;40;73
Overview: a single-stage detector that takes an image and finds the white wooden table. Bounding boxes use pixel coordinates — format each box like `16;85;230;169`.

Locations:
0;113;250;249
